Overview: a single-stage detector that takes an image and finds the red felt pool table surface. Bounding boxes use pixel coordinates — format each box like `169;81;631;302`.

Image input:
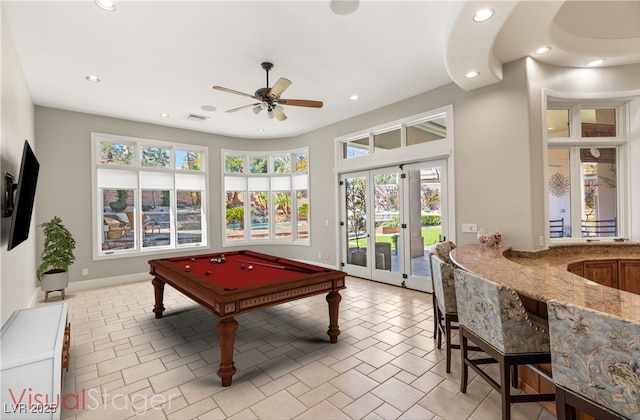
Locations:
148;250;346;386
166;251;324;290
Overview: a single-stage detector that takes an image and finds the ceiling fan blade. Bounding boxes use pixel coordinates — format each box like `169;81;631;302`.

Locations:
278;99;323;108
213;86;256;99
272;107;287;121
268;78;292;98
226;103;260;113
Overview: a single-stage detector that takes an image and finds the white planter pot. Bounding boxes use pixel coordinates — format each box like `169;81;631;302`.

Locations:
40;270;69;292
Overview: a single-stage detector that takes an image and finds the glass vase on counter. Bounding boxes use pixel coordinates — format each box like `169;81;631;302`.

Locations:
477;230;502;247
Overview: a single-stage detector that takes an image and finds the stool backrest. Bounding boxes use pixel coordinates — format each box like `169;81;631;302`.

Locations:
547;299;640;419
432;241;456;265
454;269;550;354
430;253;457;313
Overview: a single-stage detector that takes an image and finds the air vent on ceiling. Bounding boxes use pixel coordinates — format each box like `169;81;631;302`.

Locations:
184;113;209;122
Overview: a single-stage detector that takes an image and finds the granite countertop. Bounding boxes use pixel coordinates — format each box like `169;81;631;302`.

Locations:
449;243;640;323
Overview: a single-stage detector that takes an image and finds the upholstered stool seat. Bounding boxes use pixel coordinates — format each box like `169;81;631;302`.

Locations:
454;269;555;420
428;241;456;339
547;299;640;420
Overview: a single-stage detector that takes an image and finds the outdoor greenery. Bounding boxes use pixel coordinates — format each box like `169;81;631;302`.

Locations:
37;216;76;280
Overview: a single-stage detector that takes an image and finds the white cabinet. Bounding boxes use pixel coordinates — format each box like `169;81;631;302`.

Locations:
1;303;70;419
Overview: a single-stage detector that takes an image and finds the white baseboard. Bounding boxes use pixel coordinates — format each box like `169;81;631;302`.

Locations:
68;272;152;291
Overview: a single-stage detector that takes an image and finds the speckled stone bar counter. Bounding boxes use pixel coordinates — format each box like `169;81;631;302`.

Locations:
449;243;640;323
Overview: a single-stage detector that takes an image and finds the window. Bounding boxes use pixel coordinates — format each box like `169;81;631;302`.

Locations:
223;148;309;245
339;111;448;160
92;133;207;258
546;100;626;240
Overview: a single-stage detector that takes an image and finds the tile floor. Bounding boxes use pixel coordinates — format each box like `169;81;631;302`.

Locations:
42;276;557;419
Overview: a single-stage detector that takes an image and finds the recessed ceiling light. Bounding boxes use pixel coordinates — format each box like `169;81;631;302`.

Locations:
473;8;493;22
95;0;116;12
257;128;265;133
534;47;551;55
588;59;605;67
349;94;359;101
330;0;359;16
160;113;170;118
201;105;217;112
465;71;479;78
85;75;101;83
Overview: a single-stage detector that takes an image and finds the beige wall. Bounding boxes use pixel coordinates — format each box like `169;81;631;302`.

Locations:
3;2;639;322
1;7;37;322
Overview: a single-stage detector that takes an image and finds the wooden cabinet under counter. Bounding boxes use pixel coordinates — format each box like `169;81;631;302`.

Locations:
619;260;640;294
567;258;640;294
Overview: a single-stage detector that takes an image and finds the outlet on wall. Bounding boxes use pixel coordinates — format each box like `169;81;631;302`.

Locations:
82;268;88;276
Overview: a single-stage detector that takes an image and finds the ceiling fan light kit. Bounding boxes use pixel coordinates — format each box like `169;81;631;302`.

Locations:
213;62;323;122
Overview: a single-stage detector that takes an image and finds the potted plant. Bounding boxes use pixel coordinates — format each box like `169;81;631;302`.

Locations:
37;216;76;300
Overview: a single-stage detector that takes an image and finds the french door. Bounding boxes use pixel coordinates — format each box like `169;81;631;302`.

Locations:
340;160;448;292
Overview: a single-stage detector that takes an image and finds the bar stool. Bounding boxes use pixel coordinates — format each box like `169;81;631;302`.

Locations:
428;241;456;339
454;269;555;420
547;299;640;420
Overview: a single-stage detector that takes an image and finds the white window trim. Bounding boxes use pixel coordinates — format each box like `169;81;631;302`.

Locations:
221;147;310;247
91;132;209;260
543;89;640;244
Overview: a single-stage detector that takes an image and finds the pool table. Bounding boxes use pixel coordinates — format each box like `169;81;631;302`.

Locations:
148;250;346;386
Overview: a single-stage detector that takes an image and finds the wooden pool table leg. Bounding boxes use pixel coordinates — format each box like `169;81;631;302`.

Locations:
217;318;238;387
152;278;165;319
326;290;342;343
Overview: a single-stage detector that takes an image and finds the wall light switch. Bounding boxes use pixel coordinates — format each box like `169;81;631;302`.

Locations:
461;223;478;233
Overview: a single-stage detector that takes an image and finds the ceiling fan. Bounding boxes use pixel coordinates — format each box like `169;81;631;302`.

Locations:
212;62;323;121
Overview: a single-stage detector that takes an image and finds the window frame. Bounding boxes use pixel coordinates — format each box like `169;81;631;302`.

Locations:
91;133;208;260
221;147;310;246
545;96;631;243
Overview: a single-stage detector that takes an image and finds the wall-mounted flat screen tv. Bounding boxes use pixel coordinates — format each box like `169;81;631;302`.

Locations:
7;140;40;250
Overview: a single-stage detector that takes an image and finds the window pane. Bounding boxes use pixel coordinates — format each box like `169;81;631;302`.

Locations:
141;190;171;248
102;189;134;251
374;128;401;152
176;150;202;170
274;191;292;239
225;155;244;173
296;190;308;240
250;191;269;240
225;192;245;241
250;156;268;173
141;147;170;168
548;149;571;238
581;148;617;237
343;136;369;159
273;155;291;173
406;116;447;145
581;109;616;137
295;153;308;172
547;109;570;138
177;190;202;245
99;142;134;166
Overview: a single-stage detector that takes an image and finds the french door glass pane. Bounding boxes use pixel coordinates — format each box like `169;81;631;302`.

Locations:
345;176;368;266
374;171;400;272
410;167;441;278
548;148;571;237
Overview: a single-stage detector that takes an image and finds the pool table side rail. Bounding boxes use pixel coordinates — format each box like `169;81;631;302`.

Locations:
149;259;346;319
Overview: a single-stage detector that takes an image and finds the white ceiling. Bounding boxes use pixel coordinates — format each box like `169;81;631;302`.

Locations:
3;0;639;139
